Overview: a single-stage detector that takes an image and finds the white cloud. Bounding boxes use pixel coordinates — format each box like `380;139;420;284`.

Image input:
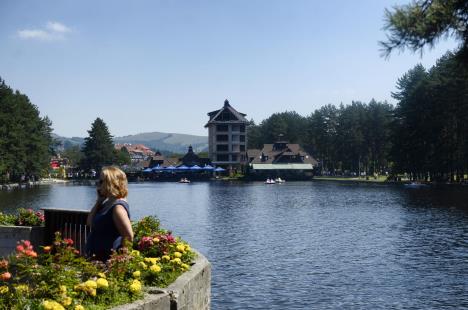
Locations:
46;21;71;34
17;21;72;41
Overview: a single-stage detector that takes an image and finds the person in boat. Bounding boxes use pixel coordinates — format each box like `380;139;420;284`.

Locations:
86;166;133;261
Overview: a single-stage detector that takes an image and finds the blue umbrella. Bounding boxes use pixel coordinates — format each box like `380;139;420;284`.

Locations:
165;165;177;171
214;167;226;172
190;165;202;170
203;165;214;171
143;168;153;173
152;165;163;171
177;165;189;170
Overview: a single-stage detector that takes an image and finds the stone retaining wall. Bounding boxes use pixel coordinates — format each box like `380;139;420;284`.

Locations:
112;250;211;310
0;225;45;257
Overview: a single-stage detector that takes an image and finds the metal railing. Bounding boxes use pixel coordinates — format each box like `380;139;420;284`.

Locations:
42;208;90;255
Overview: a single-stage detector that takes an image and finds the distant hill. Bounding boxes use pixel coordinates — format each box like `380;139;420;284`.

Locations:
52;132;208;154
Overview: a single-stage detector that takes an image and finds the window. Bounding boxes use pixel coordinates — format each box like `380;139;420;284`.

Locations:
232;135;239;142
240;135;245;142
217;145;228;151
216;154;229;161
232;124;240;132
231;154;237;161
217;135;228;142
240;125;245;132
232;144;240;152
240;145;245;151
216;124;228;131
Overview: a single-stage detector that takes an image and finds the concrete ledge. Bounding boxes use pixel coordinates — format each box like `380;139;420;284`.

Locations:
112;250;211;310
0;225;45;257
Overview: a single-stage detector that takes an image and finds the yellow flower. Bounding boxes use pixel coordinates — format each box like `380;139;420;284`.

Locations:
176;244;185;252
75;305;85;310
98;272;106;278
61;296;72;306
133;270;141;278
139;262;148;269
0;285;9;294
84;280;97;289
185;245;191;252
173;252;182;258
153;237;160;243
90;288;96;297
181;263;190;270
15;284;28;293
129;279;141;293
42;300;65;310
144;257;158;265
150;264;161;273
59;285;67;294
162;255;170;261
131;250;140;256
96;278;109;289
171;258;182;264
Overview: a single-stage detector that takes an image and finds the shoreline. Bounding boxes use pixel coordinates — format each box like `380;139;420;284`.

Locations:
0;178;69;191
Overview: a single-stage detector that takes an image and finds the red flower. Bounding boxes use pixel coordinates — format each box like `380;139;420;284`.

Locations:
0;272;11;281
16;245;24;252
0;259;8;269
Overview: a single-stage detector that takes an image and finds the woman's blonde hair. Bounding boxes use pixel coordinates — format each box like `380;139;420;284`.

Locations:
100;166;128;199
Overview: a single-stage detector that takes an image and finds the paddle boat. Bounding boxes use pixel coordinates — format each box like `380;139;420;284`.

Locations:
275;177;286;183
178;178;191;184
264;178;276;184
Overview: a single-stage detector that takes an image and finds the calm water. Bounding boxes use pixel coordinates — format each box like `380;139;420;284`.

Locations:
2;181;468;309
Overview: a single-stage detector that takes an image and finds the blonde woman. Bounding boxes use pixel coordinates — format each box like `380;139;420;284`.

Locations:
86;166;134;261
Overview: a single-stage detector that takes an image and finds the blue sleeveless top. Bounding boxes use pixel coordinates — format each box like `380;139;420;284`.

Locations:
86;199;130;261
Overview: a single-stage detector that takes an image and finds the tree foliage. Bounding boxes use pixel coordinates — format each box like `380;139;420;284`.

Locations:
391;52;468;181
81;118;115;172
0;78;53;182
381;0;468;59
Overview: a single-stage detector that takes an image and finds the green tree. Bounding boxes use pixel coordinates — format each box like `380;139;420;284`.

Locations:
306;104;339;172
381;0;468;59
81;118;115;172
61;145;84;167
0;78;53;182
391;64;432;180
115;148;131;166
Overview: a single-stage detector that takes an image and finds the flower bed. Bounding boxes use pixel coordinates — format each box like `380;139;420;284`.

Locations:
0;209;46;257
0;208;45;226
0;216;196;310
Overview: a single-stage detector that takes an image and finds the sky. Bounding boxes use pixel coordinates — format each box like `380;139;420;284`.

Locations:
0;0;458;137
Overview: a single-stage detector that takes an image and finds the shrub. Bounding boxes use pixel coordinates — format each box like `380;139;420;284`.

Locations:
0;209;44;227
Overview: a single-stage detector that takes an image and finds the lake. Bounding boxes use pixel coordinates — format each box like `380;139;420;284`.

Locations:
1;181;468;309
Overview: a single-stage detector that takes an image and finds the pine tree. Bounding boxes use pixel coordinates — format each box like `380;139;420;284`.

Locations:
81;118;115;172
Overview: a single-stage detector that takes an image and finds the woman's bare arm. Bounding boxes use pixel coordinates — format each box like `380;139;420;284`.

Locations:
112;204;134;243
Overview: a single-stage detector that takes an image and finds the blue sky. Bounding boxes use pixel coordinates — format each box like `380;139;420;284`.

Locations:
0;0;457;137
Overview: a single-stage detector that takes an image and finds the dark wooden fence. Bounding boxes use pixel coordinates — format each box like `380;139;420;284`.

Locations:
42;209;90;255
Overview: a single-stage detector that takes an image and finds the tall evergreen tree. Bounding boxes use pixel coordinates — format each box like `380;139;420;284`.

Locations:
0;78;53;182
81;118;115;172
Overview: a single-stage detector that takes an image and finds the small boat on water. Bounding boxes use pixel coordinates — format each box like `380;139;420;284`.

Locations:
404;182;429;188
275;177;286;183
178;178;191;184
264;178;276;184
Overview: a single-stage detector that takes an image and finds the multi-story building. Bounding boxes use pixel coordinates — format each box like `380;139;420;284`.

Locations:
205;100;248;170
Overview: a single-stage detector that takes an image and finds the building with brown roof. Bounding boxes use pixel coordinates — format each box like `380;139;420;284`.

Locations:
115;143;155;163
247;137;318;179
205;99;248;171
